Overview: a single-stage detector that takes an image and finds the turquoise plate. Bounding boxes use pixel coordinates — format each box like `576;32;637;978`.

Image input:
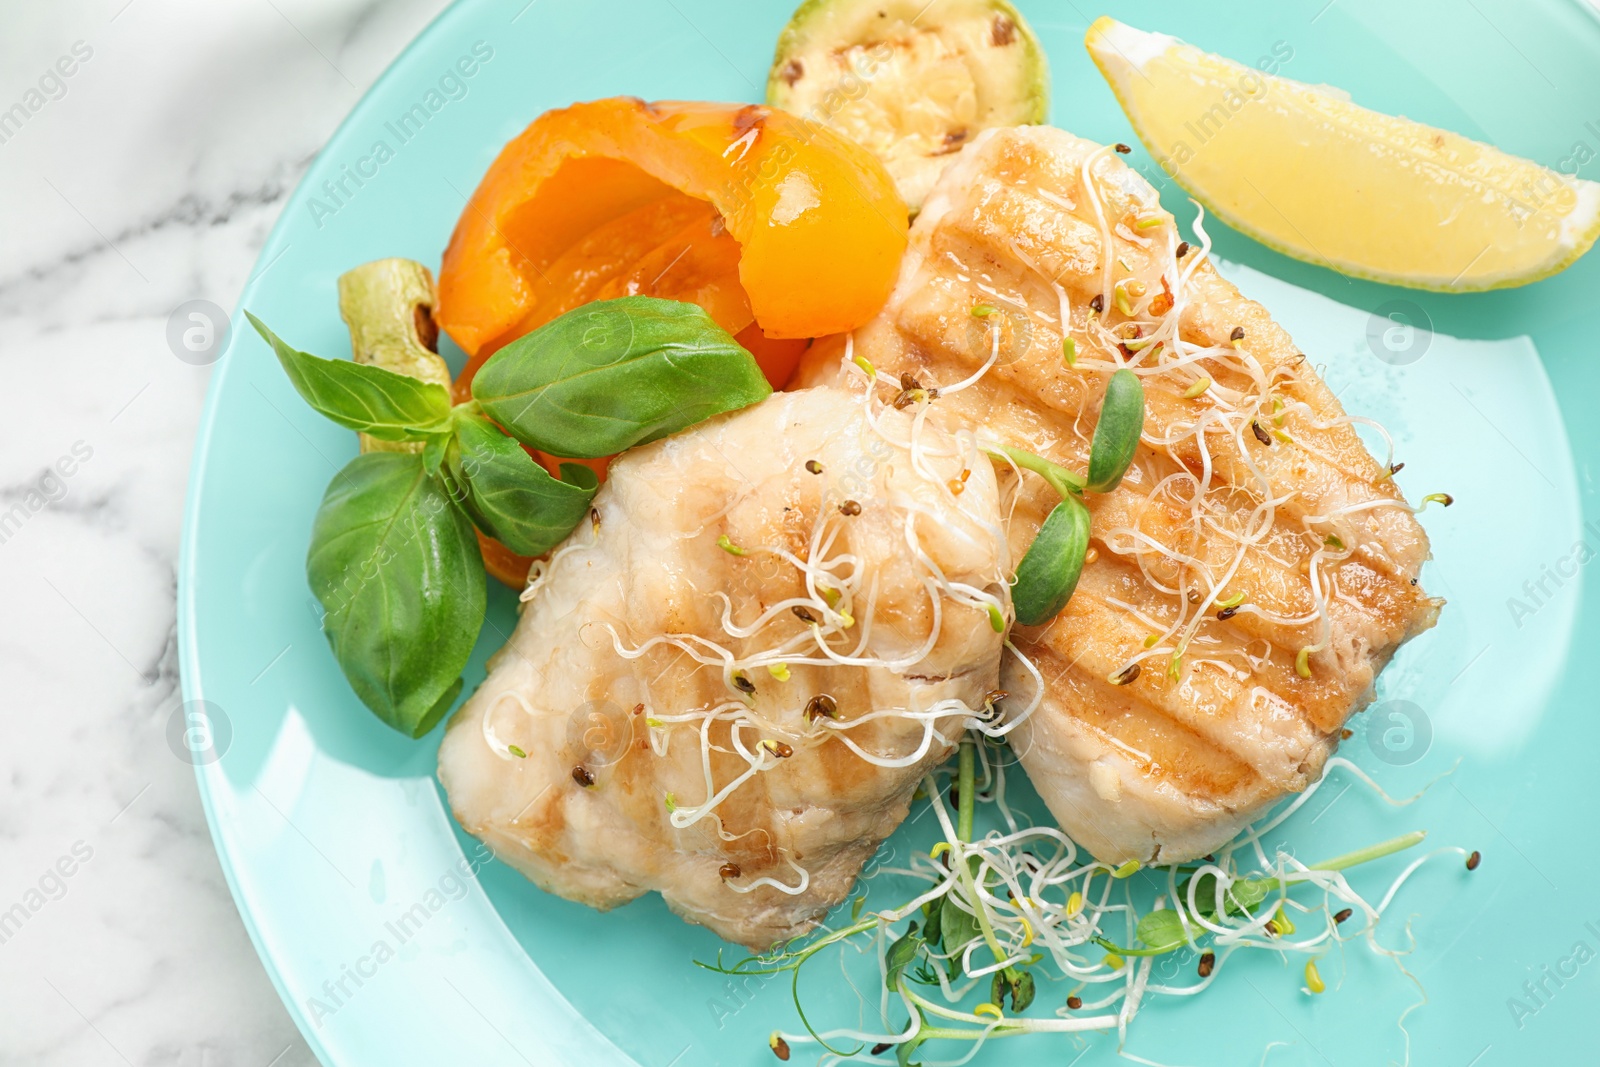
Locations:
178;1;1600;1063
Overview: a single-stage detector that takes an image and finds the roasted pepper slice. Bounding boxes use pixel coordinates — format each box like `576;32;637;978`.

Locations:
437;97;908;383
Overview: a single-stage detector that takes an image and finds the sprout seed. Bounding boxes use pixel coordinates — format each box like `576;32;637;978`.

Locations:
769;1033;791;1060
1251;421;1273;446
839;499;862;516
1176;240;1190;257
1198;951;1215;977
1467;850;1482;871
507;744;527;759
892;387;929;409
1304;959;1326;994
1067;995;1083;1009
1063;337;1077;366
572;764;595;787
1183;376;1212;399
717;534;746;556
1109;663;1141;686
792;605;818;624
732;672;756;694
1295;647;1313;678
720;862;741;880
1334;908;1353;924
804;459;823;475
805;694;838;722
1089;293;1105;314
971;304;997;318
1114;142;1132;154
1230;326;1246;341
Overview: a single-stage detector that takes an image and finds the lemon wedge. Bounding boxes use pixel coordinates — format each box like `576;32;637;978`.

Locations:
1086;17;1600;290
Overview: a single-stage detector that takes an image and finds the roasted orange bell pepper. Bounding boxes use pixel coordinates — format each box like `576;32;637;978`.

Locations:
438;97;908;394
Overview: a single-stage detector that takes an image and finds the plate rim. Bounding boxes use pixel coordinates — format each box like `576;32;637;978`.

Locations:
176;3;502;1063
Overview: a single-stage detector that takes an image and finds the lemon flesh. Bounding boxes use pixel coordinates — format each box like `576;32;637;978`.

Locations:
1086;17;1600;291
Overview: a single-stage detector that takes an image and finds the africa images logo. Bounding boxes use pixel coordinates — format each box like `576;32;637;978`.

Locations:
306;41;495;230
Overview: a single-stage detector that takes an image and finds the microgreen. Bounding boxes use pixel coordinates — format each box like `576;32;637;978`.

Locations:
986;370;1146;628
1085;368;1145;493
699;736;1450;1065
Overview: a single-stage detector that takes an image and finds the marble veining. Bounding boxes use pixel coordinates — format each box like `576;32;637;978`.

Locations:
0;2;451;1064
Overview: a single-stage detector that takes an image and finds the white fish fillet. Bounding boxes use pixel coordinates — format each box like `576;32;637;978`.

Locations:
438;386;1010;949
798;126;1441;863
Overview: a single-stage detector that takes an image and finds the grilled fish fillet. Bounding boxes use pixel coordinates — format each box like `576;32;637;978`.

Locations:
438;386;1009;950
798;126;1441;864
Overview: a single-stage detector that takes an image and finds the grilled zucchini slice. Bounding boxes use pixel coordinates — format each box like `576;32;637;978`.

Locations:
767;0;1049;208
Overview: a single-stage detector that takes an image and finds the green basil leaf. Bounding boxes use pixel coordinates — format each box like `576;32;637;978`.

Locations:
421;432;448;477
445;411;598;557
471;296;772;458
307;452;484;736
1086;368;1145;493
1011;495;1091;626
884;922;922;991
1135;909;1187;953
248;311;453;442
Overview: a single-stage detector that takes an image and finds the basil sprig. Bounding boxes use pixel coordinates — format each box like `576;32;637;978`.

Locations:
252;295;770;736
994;368;1145;627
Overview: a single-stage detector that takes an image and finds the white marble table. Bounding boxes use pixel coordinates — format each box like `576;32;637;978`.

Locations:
0;3;451;1063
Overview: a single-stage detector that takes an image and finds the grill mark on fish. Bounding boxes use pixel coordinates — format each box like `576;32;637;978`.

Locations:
805;126;1439;862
